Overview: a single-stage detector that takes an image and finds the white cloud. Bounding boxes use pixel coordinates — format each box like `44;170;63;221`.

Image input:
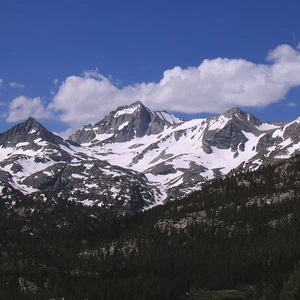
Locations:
287;102;297;107
5;44;300;130
6;96;52;122
9;81;25;89
0;79;3;86
49;75;128;127
49;44;300;129
54;127;75;139
53;78;59;84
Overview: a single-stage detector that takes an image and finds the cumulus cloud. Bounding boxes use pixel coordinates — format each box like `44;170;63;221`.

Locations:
9;81;25;89
49;44;300;129
49;75;131;127
5;44;300;130
53;127;76;139
6;96;52;122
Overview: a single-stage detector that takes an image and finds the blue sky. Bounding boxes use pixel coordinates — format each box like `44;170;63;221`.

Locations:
1;0;300;136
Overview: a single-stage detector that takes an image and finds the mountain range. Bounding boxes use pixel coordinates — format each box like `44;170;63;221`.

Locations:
1;101;300;212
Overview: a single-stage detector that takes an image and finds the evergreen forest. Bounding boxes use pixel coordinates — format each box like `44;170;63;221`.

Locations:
1;155;300;299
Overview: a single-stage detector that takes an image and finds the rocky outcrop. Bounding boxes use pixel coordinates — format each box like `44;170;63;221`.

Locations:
145;162;177;175
69;101;182;144
0;103;300;213
0;117;67;149
69;124;96;144
22;160;161;211
202;108;262;153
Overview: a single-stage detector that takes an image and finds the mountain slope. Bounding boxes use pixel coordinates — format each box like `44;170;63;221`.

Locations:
73;104;299;201
0;102;300;210
69;101;183;144
1;155;300;299
0;117;161;211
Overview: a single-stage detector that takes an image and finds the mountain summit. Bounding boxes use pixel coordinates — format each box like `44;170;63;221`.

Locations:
69;101;182;144
68;102;300;200
0;117;66;148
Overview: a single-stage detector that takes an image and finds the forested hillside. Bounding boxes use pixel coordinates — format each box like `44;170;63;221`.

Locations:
1;155;300;299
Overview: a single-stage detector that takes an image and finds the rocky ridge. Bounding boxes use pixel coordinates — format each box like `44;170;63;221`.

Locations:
69;101;183;144
0;101;300;211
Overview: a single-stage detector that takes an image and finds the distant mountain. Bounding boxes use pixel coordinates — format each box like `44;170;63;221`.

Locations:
68;103;300;200
0;102;300;212
0;117;161;212
69;101;183;144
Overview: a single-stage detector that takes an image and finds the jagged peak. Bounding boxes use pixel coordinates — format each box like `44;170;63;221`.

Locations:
223;107;246;118
117;101;145;111
26;117;37;122
222;107;261;125
6;117;47;136
115;101;183;126
21;117;44;129
0;117;66;148
130;100;144;108
112;101;147;119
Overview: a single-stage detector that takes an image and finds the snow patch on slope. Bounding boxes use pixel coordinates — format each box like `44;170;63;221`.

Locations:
118;121;129;131
257;123;280;131
155;111;183;124
115;106;139;118
208;116;230;131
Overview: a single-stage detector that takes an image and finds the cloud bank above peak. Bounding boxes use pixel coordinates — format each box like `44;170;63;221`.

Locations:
6;44;300;130
6;96;52;122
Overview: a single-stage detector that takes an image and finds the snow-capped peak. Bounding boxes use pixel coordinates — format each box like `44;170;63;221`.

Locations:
114;101;142;118
69;101;183;144
1;103;300;212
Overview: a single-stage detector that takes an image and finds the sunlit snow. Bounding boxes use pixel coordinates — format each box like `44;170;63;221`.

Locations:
115;105;139;118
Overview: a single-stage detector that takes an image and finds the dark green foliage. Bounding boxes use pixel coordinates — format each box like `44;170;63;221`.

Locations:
279;268;300;300
1;155;300;299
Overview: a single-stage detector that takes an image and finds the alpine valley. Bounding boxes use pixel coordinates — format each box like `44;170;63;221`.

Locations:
2;101;300;300
0;101;300;214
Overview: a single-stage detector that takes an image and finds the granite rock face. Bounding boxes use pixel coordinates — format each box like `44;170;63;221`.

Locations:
0;116;164;213
22;160;160;211
0;117;67;149
202;108;262;154
69;101;183;144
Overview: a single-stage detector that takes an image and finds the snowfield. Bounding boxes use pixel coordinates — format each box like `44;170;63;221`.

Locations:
0;103;300;206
